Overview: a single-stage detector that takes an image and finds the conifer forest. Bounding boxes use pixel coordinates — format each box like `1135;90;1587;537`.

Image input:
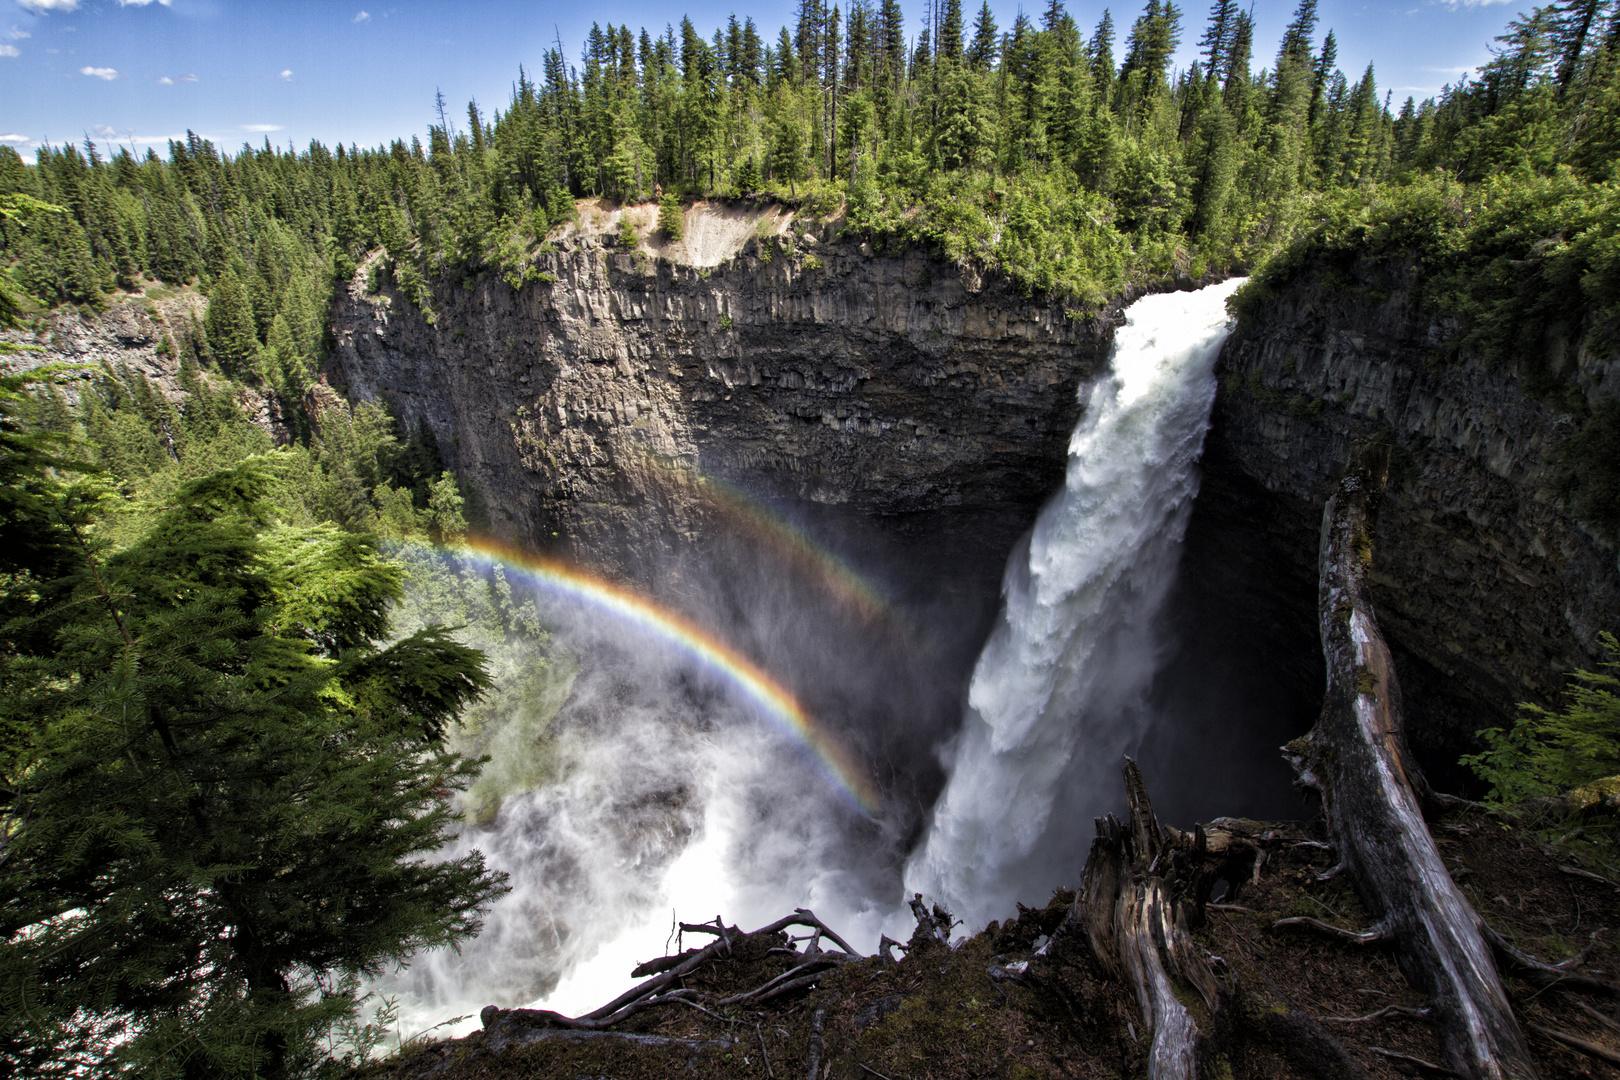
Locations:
5;0;1620;1076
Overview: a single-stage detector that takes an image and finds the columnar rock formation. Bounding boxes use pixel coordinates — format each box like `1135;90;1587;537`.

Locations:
327;229;1117;588
322;234;1620;774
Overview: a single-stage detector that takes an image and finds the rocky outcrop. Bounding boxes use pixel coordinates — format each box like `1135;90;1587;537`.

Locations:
328;224;1116;588
0;284;289;438
1210;259;1620;779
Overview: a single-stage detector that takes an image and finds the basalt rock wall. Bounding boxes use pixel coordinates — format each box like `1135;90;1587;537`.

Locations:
327;232;1116;594
1208;258;1620;784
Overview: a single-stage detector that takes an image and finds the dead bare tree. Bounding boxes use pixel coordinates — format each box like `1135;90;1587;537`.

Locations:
1284;445;1540;1080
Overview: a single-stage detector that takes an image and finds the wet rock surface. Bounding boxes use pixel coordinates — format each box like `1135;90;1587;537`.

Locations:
1211;259;1620;781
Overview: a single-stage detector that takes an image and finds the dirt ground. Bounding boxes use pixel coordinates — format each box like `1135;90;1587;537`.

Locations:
358;807;1620;1080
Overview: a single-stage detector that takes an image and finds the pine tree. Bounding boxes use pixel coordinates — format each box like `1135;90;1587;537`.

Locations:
204;265;260;376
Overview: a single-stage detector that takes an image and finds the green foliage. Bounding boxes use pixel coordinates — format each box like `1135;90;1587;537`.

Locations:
0;460;508;1077
1463;633;1620;805
659;193;684;241
205;265;261;377
733;155;761;195
17;0;1596;326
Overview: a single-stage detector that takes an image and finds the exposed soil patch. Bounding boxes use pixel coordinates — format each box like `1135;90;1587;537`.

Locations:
557;198;793;267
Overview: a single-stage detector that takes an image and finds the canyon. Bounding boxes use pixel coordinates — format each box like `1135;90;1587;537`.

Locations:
325;207;1620;795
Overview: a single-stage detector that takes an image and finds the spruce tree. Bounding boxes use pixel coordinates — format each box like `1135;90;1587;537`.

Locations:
0;461;506;1077
940;0;965;61
967;2;1000;70
204;265;260;377
659;192;684;239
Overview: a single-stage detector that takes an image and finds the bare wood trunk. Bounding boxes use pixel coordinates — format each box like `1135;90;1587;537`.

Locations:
1287;446;1539;1080
1080;760;1224;1080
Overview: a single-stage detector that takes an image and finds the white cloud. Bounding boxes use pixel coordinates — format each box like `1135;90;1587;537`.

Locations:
181;73;197;81
0;133;31;144
8;26;30;39
0;44;17;58
92;123;119;137
242;123;283;132
17;0;79;12
156;75;172;84
278;68;292;81
79;65;118;80
353;10;370;22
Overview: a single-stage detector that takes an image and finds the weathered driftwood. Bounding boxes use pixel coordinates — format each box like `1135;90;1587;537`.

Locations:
1078;760;1225;1080
479;909;862;1039
1284;447;1539;1080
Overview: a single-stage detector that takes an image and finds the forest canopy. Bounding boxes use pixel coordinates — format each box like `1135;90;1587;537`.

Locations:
10;0;1613;367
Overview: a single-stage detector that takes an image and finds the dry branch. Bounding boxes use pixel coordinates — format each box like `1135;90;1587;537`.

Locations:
1528;1024;1620;1067
1321;1005;1432;1024
806;1006;827;1080
1566;995;1620;1036
479;908;867;1044
1367;1046;1460;1077
1286;447;1539;1080
1272;916;1387;945
756;1022;774;1079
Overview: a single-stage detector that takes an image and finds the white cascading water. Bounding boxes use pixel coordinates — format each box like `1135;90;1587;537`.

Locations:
377;279;1244;1043
906;278;1246;929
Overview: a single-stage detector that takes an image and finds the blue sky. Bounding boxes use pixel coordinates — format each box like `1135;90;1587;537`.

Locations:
0;0;1528;158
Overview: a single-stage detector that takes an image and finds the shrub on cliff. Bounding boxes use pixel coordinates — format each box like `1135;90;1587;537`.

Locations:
1464;632;1620;806
659;195;684;242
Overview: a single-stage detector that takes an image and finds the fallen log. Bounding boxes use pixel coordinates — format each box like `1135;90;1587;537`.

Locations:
1284;446;1539;1080
480;1018;734;1056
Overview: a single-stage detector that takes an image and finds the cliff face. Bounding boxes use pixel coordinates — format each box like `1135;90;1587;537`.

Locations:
328;224;1115;586
328;228;1620;788
1208;259;1620;780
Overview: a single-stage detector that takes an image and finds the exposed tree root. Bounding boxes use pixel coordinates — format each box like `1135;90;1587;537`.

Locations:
1480;922;1620;998
1528;1023;1620;1067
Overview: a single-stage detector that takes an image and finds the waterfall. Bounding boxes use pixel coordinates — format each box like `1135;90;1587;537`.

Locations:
905;278;1246;930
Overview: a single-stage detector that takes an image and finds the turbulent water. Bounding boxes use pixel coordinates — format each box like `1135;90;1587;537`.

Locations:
905;279;1246;929
377;279;1244;1042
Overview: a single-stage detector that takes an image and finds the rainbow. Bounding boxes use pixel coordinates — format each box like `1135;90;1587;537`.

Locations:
412;536;882;815
634;453;898;629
